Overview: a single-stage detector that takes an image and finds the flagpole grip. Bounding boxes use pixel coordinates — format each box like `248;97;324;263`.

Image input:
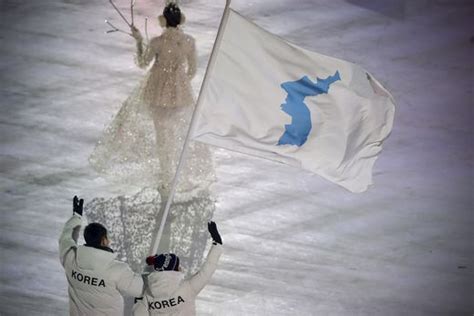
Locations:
148;0;232;257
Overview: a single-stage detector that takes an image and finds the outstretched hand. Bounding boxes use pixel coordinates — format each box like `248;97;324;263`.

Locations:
73;196;84;216
130;25;142;40
208;221;222;245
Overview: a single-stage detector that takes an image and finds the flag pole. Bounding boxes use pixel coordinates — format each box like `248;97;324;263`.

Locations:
149;0;232;256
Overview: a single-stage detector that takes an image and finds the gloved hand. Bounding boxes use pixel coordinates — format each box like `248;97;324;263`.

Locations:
131;25;142;41
208;221;222;245
73;196;84;216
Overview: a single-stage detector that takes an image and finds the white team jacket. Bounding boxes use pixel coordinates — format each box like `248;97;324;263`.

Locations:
59;214;144;315
133;244;223;316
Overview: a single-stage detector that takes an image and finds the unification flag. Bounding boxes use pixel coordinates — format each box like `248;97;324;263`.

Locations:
191;8;395;193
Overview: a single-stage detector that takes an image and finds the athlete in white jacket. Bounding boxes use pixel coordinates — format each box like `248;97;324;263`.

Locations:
133;222;223;315
59;196;144;315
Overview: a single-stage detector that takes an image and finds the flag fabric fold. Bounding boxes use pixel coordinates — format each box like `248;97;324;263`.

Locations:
191;8;395;193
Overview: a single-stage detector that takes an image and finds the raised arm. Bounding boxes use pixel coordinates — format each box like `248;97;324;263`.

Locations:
132;26;155;69
188;222;223;294
115;265;144;298
58;196;83;266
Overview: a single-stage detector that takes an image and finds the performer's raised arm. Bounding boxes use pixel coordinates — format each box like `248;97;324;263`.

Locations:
131;26;155;69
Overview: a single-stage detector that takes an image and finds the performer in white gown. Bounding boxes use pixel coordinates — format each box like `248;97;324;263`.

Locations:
87;2;215;274
89;2;214;199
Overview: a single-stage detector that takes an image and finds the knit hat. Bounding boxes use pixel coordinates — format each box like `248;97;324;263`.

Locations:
146;253;180;271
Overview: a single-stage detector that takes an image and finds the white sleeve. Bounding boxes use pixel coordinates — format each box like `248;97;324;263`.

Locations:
58;214;82;266
116;265;144;298
189;243;223;294
135;38;155;69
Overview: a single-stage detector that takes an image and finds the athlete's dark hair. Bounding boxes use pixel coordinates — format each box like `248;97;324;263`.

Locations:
84;223;107;247
163;3;182;28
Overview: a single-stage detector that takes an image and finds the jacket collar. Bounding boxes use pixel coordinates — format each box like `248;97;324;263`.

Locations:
76;245;118;271
84;244;114;253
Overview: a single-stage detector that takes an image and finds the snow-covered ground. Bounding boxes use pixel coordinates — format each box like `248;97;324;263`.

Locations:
0;0;472;315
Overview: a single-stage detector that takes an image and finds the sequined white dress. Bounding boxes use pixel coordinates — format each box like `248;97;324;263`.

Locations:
89;27;215;197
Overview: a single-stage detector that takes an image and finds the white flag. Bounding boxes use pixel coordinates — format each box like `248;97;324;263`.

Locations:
191;9;395;193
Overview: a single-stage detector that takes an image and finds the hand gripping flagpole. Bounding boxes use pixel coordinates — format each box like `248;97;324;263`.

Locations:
148;0;232;256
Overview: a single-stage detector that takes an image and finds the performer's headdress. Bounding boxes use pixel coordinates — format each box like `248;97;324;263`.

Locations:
159;1;186;28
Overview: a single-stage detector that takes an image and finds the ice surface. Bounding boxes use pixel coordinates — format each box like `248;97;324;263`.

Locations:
0;0;473;315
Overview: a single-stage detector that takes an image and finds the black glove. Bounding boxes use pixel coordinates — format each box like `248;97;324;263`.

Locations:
208;221;222;245
73;196;84;216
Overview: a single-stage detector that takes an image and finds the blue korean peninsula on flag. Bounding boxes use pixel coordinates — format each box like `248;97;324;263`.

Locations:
191;8;395;193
